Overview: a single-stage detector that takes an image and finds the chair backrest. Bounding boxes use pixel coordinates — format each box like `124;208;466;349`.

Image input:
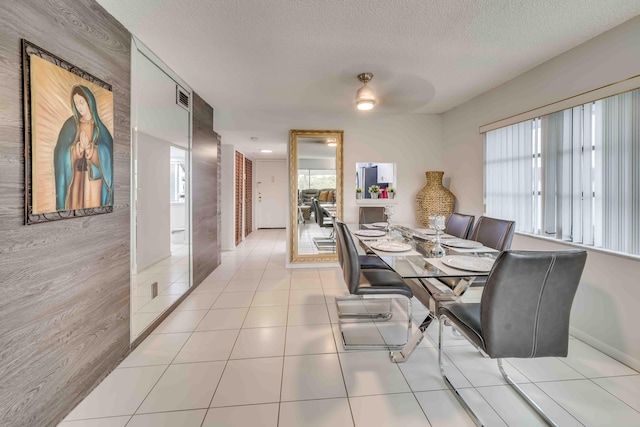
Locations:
445;213;475;239
334;221;361;294
469;216;515;251
358;207;386;225
481;250;587;358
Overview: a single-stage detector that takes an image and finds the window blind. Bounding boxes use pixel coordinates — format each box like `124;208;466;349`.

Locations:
484;88;640;256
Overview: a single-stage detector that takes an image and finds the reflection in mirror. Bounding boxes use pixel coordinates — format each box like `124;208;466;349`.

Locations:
290;130;343;263
356;162;396;199
131;40;191;342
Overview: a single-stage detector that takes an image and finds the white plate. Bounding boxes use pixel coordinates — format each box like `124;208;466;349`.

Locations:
414;228;437;235
370;241;412;252
443;239;483;249
354;229;386;237
442;256;494;272
371;222;388;228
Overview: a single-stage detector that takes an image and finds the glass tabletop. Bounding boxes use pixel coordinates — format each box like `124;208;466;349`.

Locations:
354;224;498;279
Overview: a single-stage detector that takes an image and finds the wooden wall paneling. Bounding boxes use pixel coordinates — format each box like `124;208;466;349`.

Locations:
0;1;131;425
244;158;253;237
191;93;220;286
235;151;243;246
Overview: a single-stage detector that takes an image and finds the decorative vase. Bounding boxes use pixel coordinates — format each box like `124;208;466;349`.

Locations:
415;171;455;227
370;192;379;199
389;192;395;199
356;192;362;199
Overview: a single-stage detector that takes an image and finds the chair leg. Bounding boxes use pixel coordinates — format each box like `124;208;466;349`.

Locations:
497;359;558;427
338;296;411;351
438;315;484;427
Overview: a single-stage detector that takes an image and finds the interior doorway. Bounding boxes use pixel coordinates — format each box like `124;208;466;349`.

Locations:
256;160;288;229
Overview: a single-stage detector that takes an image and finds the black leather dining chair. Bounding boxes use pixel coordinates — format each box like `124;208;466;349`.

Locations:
438;250;587;427
358;206;386;225
468;216;515;251
334;220;413;349
438;216;515;290
444;213;475;239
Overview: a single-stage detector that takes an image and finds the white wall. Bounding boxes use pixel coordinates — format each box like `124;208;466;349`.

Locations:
441;16;640;370
216;111;443;226
137;132;171;270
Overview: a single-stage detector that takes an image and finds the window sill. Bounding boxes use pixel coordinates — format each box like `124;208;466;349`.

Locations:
515;231;640;262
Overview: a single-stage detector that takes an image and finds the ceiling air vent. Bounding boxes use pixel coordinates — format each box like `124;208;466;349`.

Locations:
176;86;190;111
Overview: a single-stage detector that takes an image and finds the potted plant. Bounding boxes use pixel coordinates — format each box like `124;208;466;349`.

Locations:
388;187;395;199
356;187;363;199
368;184;380;199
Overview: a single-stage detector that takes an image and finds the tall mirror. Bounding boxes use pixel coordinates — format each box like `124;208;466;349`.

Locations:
289;130;343;263
131;39;192;342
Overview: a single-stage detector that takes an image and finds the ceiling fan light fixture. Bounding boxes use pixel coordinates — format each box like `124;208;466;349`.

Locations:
354;73;377;111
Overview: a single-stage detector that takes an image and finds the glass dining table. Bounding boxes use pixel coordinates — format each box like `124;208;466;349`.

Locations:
351;224;499;363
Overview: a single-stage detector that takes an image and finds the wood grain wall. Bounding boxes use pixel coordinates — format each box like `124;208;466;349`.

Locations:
192;93;221;285
0;1;131;426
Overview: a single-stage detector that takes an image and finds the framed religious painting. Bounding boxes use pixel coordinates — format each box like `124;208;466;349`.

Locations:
22;40;114;224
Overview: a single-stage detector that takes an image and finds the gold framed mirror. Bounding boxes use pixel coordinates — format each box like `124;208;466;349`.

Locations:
289;129;343;263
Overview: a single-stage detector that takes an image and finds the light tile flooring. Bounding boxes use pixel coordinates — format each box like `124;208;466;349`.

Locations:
60;229;640;427
131;242;190;340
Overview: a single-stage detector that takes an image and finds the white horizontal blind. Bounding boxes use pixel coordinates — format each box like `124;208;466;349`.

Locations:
484;88;640;256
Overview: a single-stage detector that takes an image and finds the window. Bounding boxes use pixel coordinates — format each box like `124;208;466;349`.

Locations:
484;88;640;256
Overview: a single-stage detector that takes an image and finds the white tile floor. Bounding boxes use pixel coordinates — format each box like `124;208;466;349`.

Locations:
60;229;640;427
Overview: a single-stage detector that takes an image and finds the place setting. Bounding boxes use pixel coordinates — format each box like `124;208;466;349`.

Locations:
440;255;495;272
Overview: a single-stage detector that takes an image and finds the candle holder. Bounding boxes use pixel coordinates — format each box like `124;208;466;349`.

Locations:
429;215;446;258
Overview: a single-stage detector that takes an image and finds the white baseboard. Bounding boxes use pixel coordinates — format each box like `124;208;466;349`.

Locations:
570;326;640;372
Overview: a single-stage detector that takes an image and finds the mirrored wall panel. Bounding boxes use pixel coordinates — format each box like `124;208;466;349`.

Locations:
131;40;192;341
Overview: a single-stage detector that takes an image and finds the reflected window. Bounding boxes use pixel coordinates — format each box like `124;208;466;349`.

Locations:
170;146;186;203
298;169;336;190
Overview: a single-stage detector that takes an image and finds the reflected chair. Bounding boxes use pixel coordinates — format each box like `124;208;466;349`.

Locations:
438;250;587;427
311;198;335;250
313;198;333;228
334;220;413;349
444;213;475;239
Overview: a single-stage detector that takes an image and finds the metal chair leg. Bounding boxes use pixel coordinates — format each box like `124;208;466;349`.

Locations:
497;359;558;427
438;315;484;427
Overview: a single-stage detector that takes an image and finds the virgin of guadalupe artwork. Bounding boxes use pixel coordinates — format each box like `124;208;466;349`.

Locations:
25;42;114;223
54;85;113;210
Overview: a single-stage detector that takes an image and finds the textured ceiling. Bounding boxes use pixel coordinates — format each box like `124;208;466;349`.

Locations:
97;0;640;158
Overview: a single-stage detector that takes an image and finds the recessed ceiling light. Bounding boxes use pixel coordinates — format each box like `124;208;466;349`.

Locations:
260;149;272;153
327;143;337;147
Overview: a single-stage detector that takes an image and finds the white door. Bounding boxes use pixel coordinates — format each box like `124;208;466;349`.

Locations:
256;160;288;228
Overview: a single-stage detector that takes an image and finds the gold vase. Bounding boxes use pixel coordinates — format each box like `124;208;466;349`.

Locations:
415;171;455;227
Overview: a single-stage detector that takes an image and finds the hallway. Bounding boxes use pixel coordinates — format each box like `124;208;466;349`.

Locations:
60;230;640;426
